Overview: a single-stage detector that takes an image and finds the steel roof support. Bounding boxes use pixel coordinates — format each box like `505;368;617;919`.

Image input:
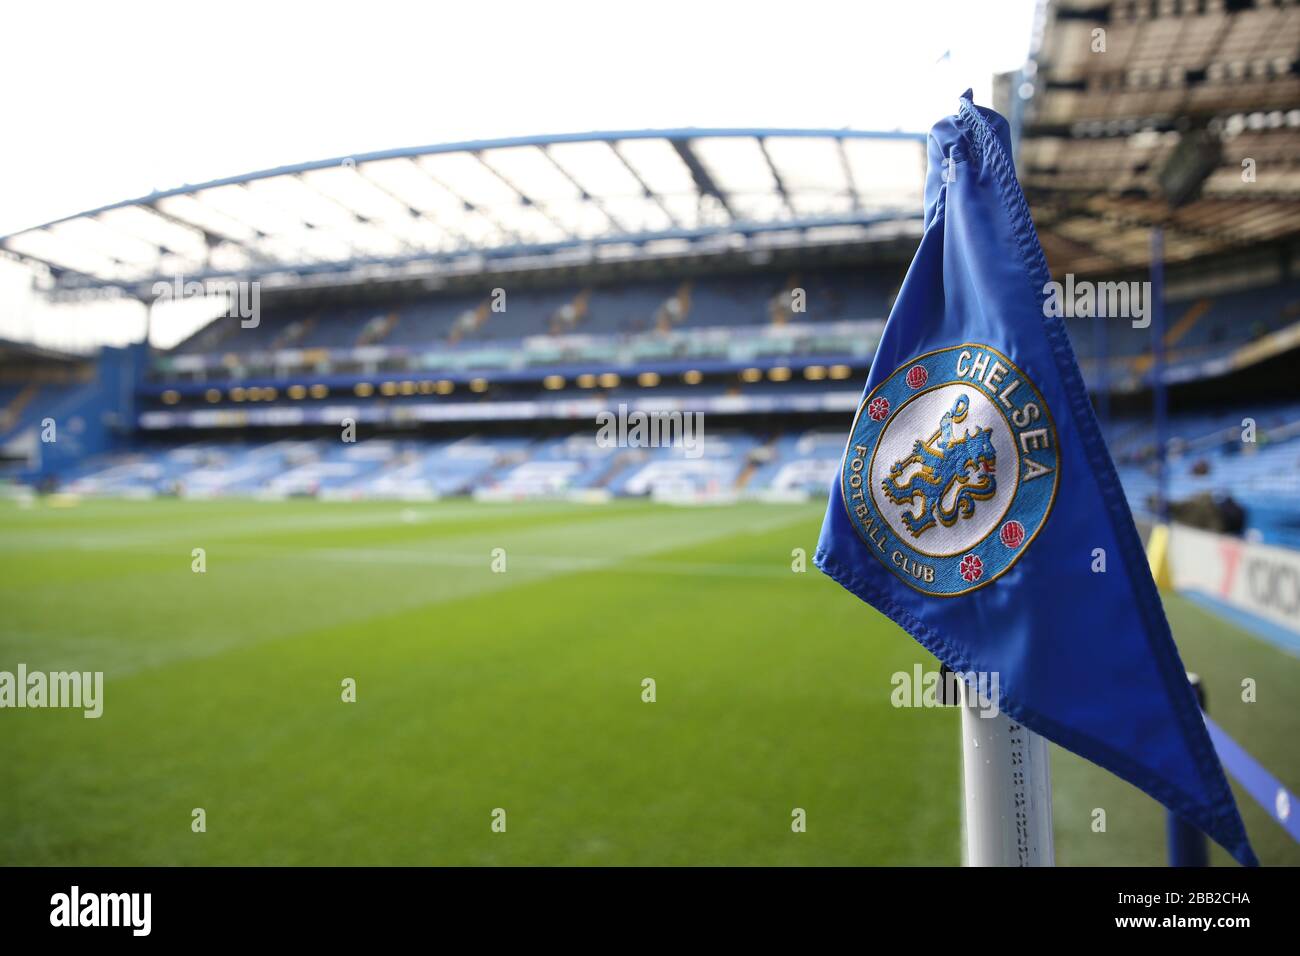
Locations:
608;141;680;230
539;146;626;234
472;150;575;239
758;136;794;219
669;137;734;220
416;162;523;247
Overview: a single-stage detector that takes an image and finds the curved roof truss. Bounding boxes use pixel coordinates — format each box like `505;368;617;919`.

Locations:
0;128;928;297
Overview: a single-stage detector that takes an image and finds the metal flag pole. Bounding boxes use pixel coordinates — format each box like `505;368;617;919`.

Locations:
1167;673;1210;866
958;674;1055;866
1093;281;1110;432
1150;226;1169;523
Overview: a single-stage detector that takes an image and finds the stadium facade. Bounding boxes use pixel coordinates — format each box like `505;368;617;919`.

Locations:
1;1;1299;550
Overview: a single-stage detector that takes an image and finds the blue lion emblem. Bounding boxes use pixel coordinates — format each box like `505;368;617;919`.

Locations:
882;394;997;537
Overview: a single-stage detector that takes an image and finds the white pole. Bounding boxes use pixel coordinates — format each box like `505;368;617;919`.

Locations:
959;679;1054;866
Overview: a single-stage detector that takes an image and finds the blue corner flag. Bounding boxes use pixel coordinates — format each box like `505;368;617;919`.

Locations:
814;92;1257;866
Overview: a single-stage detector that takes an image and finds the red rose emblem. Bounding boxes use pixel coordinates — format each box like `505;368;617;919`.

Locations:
959;553;984;582
867;397;890;422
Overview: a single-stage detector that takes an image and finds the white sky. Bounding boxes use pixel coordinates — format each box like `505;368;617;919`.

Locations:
0;0;1038;350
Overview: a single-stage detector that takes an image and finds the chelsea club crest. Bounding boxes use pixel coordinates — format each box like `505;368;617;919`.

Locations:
841;344;1060;597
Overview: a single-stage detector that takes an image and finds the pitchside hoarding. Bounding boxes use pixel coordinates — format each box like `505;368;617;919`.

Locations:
1168;524;1300;641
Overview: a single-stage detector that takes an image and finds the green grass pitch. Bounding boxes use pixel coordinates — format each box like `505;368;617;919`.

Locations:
1;496;1295;865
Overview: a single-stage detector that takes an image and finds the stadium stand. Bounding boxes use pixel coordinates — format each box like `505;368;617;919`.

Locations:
166;267;902;357
43;390;1300;552
3;236;1299;551
0;56;1296;570
1108;399;1300;547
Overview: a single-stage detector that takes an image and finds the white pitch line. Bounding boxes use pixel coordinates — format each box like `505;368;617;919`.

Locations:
301;547;800;579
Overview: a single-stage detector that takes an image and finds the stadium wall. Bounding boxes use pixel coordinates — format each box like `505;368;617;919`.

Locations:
24;343;144;481
1168;523;1300;655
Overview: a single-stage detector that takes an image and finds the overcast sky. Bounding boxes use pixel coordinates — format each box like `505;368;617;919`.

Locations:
0;0;1038;350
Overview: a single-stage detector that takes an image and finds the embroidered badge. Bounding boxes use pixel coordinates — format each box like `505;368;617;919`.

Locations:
841;344;1059;596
